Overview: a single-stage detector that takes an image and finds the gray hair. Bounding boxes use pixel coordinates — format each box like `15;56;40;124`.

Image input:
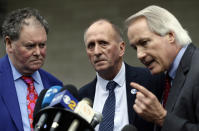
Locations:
125;5;192;46
1;7;49;43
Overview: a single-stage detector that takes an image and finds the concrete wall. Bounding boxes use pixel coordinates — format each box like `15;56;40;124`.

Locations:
0;0;199;88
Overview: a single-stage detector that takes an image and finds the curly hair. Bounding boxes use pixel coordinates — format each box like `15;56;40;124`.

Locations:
1;7;49;43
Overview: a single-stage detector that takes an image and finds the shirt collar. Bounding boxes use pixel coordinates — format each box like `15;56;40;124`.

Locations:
168;45;188;79
96;62;125;88
8;57;40;84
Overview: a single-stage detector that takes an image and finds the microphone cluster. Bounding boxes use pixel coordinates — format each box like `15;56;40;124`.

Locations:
33;85;102;131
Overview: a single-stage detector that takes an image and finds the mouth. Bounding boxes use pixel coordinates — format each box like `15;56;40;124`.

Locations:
94;59;105;64
142;59;155;69
31;59;43;64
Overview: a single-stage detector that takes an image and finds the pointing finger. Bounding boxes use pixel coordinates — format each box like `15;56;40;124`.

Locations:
130;82;153;97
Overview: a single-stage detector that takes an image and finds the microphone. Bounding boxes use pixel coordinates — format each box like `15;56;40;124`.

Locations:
49;85;79;131
41;85;62;108
121;124;138;131
33;89;48;131
68;119;79;131
49;89;78;111
66;98;95;131
39;85;99;131
74;98;95;123
74;98;102;128
33;89;48;118
60;84;79;99
90;112;103;128
34;85;62;131
50;87;101;130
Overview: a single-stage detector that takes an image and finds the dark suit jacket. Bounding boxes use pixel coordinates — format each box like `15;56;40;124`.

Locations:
0;55;63;131
160;44;199;131
79;63;164;131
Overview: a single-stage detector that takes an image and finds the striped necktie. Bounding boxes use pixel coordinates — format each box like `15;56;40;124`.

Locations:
99;81;117;131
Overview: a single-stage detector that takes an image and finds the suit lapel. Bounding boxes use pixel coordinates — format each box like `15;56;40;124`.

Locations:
39;70;50;89
0;56;23;131
125;64;137;124
165;44;195;111
165;66;185;111
88;78;97;102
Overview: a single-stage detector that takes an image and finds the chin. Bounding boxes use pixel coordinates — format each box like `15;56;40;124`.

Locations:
151;68;163;75
30;65;42;71
95;68;106;73
150;71;156;75
95;66;109;73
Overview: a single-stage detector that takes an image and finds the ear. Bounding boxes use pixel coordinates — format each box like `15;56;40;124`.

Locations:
5;36;14;53
119;41;125;56
167;32;175;44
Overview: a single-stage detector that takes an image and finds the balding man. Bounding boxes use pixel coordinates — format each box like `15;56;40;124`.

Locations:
79;19;164;131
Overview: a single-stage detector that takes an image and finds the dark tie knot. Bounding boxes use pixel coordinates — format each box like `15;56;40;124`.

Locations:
106;81;117;91
165;73;172;82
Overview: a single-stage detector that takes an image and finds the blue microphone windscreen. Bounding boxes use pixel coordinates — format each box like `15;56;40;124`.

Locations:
49;89;78;111
41;85;62;108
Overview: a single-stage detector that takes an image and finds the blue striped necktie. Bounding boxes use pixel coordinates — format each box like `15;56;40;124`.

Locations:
99;81;117;131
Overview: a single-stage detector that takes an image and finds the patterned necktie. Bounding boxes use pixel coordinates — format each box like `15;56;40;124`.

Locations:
163;74;171;108
21;76;38;130
99;81;117;131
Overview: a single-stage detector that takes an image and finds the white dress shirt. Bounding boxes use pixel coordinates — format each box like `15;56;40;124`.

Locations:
93;62;129;131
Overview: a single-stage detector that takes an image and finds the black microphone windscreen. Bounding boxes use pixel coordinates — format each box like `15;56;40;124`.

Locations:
61;84;79;100
122;124;138;131
33;89;48;118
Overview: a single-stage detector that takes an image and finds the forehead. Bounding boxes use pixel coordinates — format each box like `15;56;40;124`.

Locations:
19;23;47;42
85;21;115;42
127;18;153;42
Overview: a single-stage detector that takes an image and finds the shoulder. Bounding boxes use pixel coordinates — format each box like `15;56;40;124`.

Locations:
125;63;151;75
125;62;164;81
125;63;153;85
0;55;9;68
181;44;199;75
191;45;199;62
78;78;97;101
38;69;63;86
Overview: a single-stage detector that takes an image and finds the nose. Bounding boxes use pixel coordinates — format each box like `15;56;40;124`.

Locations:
94;44;102;56
33;46;41;56
137;47;146;60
